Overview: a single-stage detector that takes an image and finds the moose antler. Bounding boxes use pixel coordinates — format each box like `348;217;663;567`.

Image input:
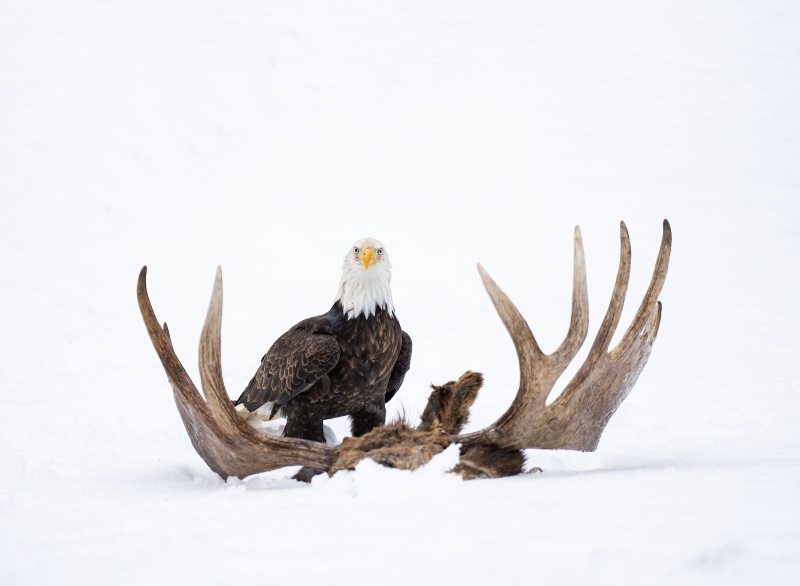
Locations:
138;267;338;478
138;220;670;480
456;220;671;452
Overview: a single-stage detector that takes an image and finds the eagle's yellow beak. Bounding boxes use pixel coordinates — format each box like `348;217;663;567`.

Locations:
361;248;374;271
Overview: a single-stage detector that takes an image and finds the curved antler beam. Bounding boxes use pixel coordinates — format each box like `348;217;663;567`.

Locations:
138;267;337;478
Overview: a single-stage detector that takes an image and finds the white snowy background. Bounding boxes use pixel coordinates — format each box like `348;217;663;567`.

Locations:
1;1;798;584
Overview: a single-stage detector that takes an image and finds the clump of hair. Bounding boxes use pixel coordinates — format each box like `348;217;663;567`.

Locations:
418;371;483;435
452;444;526;480
330;421;449;474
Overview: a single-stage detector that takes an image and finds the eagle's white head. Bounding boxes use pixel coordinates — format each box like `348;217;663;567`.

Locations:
335;237;394;320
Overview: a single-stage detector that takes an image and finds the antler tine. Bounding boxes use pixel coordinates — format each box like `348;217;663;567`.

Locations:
589;222;632;355
477;262;544;369
138;267;196;403
198;266;248;436
610;220;671;361
550;226;590;365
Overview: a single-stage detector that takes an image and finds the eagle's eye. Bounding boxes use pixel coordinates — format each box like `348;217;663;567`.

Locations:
378;248;383;255
354;247;360;254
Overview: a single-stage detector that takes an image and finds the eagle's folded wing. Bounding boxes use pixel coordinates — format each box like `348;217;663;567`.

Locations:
385;330;412;403
237;327;340;411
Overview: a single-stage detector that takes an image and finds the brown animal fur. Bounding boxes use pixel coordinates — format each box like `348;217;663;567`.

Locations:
418;371;483;435
330;420;450;474
452;444;526;480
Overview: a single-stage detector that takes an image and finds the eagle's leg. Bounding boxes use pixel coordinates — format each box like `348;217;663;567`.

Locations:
282;406;328;483
349;399;387;437
282;403;326;443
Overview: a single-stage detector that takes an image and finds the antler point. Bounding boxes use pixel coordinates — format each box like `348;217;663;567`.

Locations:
662;219;672;242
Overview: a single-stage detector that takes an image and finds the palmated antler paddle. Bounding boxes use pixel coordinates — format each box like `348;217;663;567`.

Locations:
456;220;671;452
138;220;670;480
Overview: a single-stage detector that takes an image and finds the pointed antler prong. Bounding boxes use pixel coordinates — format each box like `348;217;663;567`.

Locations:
477;263;543;360
610;219;671;361
550;225;590;365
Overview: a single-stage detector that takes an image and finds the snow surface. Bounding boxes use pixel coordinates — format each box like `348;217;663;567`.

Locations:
1;1;799;584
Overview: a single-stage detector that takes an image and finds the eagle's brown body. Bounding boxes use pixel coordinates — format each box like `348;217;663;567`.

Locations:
235;301;412;442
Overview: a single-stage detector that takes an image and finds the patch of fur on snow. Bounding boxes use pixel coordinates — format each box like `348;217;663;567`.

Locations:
453;444;526;479
330;420;449;474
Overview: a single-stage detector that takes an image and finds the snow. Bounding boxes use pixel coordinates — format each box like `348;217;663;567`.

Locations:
1;0;799;584
237;405;340;445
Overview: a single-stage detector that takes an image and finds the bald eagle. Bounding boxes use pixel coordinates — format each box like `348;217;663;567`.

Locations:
235;238;412;443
